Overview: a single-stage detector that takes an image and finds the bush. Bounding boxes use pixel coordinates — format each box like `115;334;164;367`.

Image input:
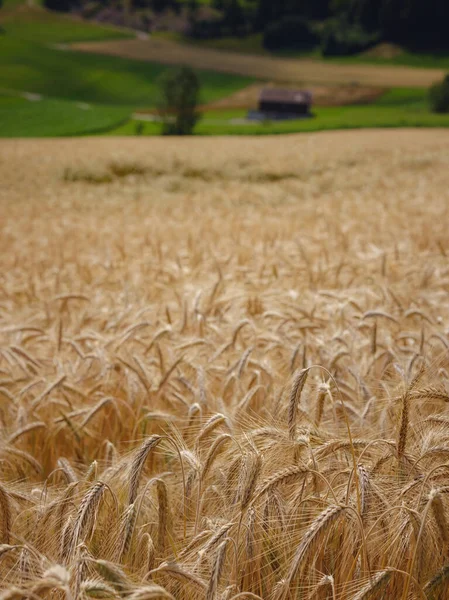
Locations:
321;18;380;56
157;66;201;136
223;0;246;36
135;122;145;136
429;75;449;113
263;16;319;52
190;18;225;40
80;2;102;18
44;0;79;11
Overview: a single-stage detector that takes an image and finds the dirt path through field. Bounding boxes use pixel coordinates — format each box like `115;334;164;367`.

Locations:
73;38;444;88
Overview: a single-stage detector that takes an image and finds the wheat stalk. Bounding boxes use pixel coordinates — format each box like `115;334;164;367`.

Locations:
129;436;163;504
207;540;228;600
136;532;155;578
69;482;106;557
350;570;392;600
0;484;11;545
288;369;309;442
156;479;170;555
276;505;346;599
251;466;307;505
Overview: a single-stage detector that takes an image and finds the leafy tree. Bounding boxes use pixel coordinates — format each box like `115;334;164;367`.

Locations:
353;0;380;32
187;0;199;17
223;0;246;35
257;0;330;26
321;16;379;55
380;0;449;49
40;0;449;53
44;0;78;10
157;67;201;136
256;0;278;29
152;0;169;12
263;16;319;51
331;0;380;31
284;0;331;19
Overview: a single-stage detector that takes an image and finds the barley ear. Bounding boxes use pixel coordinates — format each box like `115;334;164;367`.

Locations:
157;479;170;555
129;436;162;505
206;540;228;600
350;570;392;600
0;484;11;545
288;369;308;442
397;389;409;459
424;565;449;598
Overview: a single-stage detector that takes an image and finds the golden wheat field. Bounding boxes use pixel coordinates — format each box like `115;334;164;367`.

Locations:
2;129;449;600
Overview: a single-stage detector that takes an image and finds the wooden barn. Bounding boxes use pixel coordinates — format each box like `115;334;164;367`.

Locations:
256;88;313;119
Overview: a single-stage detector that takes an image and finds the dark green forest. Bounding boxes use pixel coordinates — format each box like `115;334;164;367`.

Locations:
42;0;449;55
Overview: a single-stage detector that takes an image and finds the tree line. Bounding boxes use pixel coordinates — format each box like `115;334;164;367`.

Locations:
43;0;449;54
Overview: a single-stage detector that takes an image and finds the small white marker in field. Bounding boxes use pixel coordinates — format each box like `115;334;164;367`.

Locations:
23;92;42;102
133;113;161;122
50;43;69;51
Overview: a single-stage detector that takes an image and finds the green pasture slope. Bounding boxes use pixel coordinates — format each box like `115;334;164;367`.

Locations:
0;95;130;137
109;88;449;136
1;1;449;137
0;3;253;136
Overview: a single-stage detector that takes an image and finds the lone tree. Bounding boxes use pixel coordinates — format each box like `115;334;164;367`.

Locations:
157;66;201;136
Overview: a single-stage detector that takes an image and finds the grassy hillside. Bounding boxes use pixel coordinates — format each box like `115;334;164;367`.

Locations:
0;95;129;137
1;2;449;136
0;2;131;43
0;37;253;106
3;0;42;6
0;5;254;136
108;88;449;136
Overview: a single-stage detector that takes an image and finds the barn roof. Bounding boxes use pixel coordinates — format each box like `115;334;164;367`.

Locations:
259;88;313;105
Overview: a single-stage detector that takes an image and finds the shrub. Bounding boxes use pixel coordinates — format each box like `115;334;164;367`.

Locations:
44;0;79;11
157;66;201;136
263;16;319;52
190;18;225;40
223;0;246;36
81;2;101;19
321;18;380;56
429;75;449;113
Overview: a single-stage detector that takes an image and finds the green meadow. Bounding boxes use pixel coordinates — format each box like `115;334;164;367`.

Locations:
1;2;449;137
0;5;253;136
109;88;449;137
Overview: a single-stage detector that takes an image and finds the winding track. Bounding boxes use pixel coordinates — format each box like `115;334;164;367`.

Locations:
73;37;445;88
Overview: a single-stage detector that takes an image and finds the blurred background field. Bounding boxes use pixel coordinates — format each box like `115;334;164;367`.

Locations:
2;0;449;137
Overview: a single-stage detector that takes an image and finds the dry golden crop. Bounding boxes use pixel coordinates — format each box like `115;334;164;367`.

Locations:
1;129;449;599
